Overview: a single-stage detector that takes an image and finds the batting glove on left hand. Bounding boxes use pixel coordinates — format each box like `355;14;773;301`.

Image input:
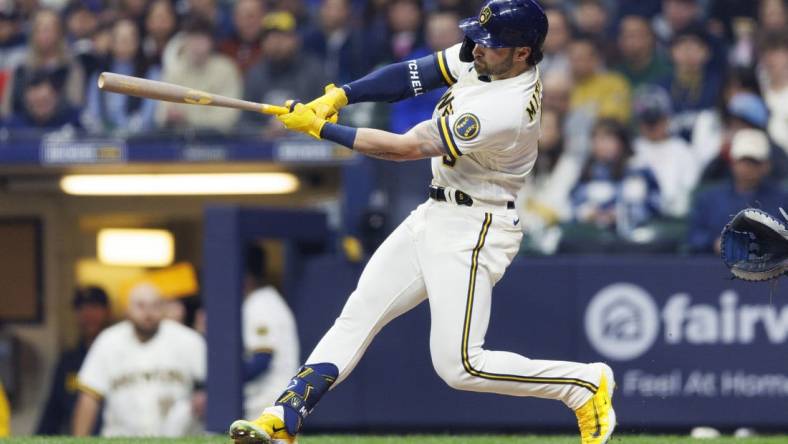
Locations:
277;102;327;139
305;84;348;123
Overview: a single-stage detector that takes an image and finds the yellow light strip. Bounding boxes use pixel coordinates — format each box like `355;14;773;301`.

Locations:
60;173;299;196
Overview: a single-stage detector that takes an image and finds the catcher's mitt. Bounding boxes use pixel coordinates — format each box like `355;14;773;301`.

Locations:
720;208;788;281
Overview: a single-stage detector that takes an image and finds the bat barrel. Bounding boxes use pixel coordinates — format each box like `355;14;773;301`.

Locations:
98;72;289;115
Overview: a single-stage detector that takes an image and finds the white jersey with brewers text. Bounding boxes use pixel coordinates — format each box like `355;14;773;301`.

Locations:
77;320;206;437
430;43;542;203
243;285;300;419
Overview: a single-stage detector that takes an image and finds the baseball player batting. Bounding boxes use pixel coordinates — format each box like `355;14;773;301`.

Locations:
230;1;615;443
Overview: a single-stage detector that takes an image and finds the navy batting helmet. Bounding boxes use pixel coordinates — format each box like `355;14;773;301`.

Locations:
460;0;549;52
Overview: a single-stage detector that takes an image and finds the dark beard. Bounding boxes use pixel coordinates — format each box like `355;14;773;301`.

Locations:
134;323;159;342
474;49;515;77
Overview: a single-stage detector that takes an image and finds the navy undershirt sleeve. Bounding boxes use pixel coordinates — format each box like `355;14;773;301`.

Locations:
342;54;446;104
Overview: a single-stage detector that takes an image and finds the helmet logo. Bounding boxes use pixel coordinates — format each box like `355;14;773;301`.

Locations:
479;6;492;25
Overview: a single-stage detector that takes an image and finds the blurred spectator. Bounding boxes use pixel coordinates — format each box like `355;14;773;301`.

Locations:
697;91;773;182
64;3;103;81
185;0;233;39
143;0;178;69
389;9;461;133
568;34;632;123
119;0;148;24
572;0;610;41
691;68;762;171
37;287;111;435
660;25;723;140
157;17;241;132
241;11;325;134
1;72;82;130
759;30;788;155
518;108;583;254
65;2;99;46
631;86;699;218
219;0;265;75
614;15;672;88
687;129;788;254
727;15;757;67
542;70;572;117
759;0;788;34
72;283;206;437
573;0;607;34
242;245;299;420
568;119;661;244
303;0;373;85
386;0;425;62
1;9;85;118
540;8;572;77
652;0;703;46
83;18;159;134
0;2;27;72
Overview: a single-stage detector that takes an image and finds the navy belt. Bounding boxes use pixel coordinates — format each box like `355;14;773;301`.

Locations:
429;186;514;209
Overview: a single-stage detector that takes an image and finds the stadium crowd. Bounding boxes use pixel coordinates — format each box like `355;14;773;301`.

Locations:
0;0;786;254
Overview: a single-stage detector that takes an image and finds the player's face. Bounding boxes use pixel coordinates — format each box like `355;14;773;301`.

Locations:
472;44;515;77
127;285;165;340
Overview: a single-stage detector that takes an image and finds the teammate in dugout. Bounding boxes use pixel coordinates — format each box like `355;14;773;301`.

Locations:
230;1;615;443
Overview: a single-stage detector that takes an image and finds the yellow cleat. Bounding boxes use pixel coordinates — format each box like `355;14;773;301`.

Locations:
229;412;297;444
575;363;616;444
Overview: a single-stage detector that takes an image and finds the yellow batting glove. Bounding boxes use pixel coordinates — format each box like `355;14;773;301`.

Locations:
305;84;348;124
277;103;327;139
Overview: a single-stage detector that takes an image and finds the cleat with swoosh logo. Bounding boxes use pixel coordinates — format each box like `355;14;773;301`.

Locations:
574;363;616;444
229;412;297;444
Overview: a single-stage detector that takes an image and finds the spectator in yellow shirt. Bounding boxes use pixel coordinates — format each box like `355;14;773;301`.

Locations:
568;34;632;123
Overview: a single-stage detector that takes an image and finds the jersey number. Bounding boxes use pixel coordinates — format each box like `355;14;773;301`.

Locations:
442;155;456;167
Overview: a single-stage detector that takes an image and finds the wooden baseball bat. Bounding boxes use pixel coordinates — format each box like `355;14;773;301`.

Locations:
97;72;290;116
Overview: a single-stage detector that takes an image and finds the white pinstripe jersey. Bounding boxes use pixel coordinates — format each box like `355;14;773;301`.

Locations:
430;43;542;203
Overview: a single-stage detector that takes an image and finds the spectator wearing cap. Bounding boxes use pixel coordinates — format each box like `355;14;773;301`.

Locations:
83;18;160;134
698;92;788;183
302;0;374;86
540;8;572;78
687;128;788;254
157;16;241;132
614;15;672;89
691;67;764;172
568;33;632;123
759;30;788;155
659;25;723;141
1;72;82;131
631;85;700;218
241;11;325;135
1;9;85;119
36;287;111;435
218;0;265;75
